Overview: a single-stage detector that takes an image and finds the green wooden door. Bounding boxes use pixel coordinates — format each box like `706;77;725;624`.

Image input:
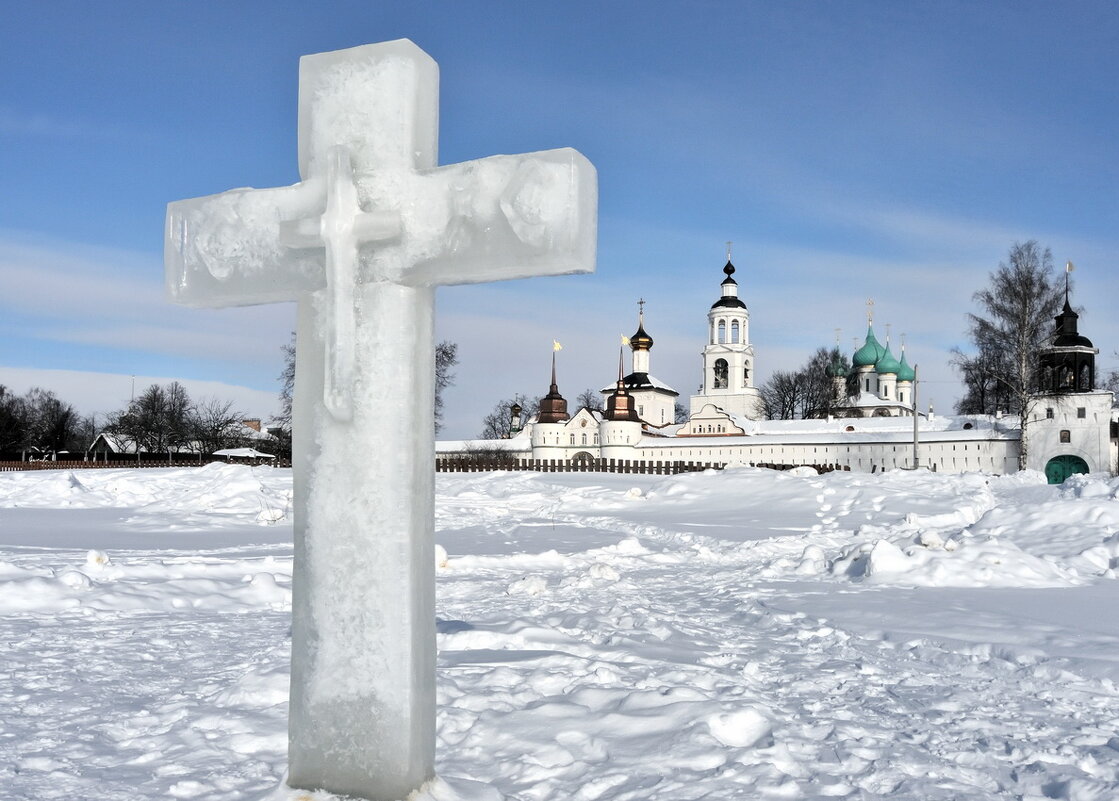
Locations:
1045;455;1089;484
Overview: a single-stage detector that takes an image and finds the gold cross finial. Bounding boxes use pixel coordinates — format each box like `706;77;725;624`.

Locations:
866;298;875;324
637;297;646;320
725;241;732;261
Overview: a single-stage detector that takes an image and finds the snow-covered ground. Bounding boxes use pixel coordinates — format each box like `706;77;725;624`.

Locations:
3;463;1119;800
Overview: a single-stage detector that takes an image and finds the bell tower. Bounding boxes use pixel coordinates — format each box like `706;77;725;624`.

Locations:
689;248;762;419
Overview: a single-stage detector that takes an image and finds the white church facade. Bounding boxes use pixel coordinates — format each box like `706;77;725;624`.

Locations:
440;258;1118;484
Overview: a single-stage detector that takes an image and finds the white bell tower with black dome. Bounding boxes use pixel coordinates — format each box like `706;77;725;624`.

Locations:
689;252;763;419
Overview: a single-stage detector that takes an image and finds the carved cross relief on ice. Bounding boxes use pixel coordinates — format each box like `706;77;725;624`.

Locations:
165;40;596;801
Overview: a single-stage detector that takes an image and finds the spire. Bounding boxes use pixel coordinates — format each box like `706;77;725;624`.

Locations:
1065;260;1074;310
605;345;642;422
536;345;569;424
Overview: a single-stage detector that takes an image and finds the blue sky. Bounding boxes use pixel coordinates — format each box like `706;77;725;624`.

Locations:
2;1;1117;438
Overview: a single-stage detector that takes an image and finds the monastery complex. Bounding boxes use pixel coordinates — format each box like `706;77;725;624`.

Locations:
440;259;1117;484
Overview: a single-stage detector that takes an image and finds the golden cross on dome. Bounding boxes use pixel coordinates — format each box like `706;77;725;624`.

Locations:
866;297;875;324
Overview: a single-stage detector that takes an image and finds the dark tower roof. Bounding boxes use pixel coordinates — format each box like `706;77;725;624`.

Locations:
604;348;642;422
1052;297;1094;348
536;351;569;424
712;259;747;309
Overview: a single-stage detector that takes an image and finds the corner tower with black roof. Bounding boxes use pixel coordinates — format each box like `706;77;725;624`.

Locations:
689;251;763;419
1037;270;1097;394
1027;262;1115;482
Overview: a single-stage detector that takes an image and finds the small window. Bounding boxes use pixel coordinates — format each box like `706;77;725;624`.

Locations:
963;422;973;430
845;425;855;432
730;320;740;344
717;320;726;343
1077;407;1086;419
1060;429;1071;443
1046;408;1054;419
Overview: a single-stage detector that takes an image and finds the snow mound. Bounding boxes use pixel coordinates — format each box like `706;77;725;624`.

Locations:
706;707;773;748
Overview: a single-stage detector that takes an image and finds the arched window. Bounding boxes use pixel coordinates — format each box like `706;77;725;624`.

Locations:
1079;363;1091;391
730;321;740;343
743;364;750;381
569;433;575;445
582;433;587;445
717;320;726;343
714;358;729;389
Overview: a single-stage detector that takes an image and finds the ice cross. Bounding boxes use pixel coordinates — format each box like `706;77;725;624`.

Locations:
165;40;596;801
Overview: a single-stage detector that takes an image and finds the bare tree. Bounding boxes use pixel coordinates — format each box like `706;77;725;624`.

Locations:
1103;355;1119;394
190;397;244;456
277;331;296;430
110;382;195;464
435;340;458;434
0;385;28;455
479;394;537;439
955;241;1064;468
674;400;689;424
801;347;850;418
757;347;849;420
759;370;806;420
575;388;603;412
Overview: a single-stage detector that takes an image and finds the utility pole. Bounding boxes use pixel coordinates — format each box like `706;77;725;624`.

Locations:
912;364;920;469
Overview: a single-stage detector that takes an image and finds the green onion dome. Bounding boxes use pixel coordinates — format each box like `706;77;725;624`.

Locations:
875;342;901;375
896;349;915;382
852;326;886;368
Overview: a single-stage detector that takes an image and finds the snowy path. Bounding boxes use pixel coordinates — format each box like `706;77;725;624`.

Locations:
3;465;1119;800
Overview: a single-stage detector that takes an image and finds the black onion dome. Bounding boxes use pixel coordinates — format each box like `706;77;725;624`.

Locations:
721;260;737;284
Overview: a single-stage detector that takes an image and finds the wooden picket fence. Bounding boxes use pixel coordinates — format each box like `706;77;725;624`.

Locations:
2;456;847;476
0;457;290;472
436;455;851;475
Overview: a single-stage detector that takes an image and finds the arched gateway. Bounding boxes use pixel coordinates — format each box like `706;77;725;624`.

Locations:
1045;455;1089;485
